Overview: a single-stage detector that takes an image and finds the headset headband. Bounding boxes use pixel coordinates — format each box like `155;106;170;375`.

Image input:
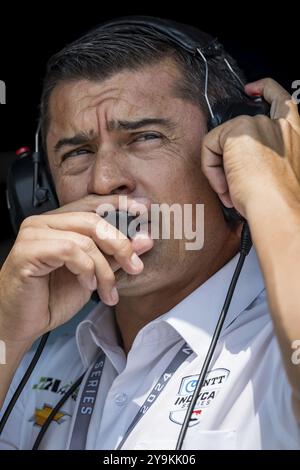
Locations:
98;16;223;56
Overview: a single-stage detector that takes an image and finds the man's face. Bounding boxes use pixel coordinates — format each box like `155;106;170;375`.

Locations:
46;58;234;296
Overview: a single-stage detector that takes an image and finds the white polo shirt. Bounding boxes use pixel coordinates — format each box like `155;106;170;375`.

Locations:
0;248;299;450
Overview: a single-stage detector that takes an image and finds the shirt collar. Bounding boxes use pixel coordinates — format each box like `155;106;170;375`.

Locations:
76;302;124;369
157;246;265;355
76;247;265;367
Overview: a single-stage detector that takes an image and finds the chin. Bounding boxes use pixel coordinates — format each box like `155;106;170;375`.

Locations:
115;243;176;296
115;269;154;296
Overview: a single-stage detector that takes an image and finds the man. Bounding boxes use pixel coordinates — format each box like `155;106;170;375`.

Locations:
0;17;299;449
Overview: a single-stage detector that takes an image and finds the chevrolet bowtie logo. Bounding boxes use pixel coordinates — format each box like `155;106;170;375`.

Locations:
31;404;69;427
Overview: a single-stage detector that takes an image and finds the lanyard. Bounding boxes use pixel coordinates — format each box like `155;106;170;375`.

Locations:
69;342;193;450
69;353;106;450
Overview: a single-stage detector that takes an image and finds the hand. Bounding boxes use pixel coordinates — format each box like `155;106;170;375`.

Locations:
201;78;300;218
0;195;153;343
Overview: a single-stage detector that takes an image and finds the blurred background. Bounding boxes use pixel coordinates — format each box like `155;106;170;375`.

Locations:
0;4;298;265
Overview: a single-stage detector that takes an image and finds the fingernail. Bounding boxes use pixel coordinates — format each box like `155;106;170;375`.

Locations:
130;252;144;270
110;286;119;304
132;231;151;240
129;198;150;213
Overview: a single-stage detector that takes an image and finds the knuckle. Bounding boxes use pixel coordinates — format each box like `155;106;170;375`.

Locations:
236;115;253;127
262;77;274;88
80;235;95;253
254;114;270;125
116;238;132;258
100;269;115;285
18;265;35;280
18;225;34;240
90;213;102;230
20;215;40;230
264;77;273;84
84;257;94;272
11;241;24;260
60;240;76;256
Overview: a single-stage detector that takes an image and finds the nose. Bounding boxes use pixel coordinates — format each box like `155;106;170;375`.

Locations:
87;148;136;196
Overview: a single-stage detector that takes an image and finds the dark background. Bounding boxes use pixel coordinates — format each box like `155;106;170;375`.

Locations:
0;4;298;260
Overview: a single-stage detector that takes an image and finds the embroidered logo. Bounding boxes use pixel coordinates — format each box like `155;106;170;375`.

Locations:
169;368;230;426
33;376;78;400
29;403;70;427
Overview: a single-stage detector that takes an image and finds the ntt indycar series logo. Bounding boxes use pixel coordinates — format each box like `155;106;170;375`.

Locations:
169;368;230;426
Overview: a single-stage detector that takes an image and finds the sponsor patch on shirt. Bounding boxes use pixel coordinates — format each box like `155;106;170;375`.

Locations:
33;376;78;400
29;403;70;427
169;368;230;426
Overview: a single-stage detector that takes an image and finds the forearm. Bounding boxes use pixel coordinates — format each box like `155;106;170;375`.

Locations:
246;188;300;414
0;337;32;409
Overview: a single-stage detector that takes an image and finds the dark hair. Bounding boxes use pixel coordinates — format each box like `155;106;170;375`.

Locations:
40;19;247;149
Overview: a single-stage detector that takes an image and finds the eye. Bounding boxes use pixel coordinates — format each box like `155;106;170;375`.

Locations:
62;147;93;161
131;132;162;144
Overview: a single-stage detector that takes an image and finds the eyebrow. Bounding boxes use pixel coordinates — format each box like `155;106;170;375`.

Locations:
108;117;175;131
54;131;95;153
54;117;175;153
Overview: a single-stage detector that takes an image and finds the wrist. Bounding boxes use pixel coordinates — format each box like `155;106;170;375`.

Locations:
245;186;300;227
244;186;300;268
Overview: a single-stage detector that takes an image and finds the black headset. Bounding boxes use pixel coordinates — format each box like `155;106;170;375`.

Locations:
6;16;269;234
1;16;269;449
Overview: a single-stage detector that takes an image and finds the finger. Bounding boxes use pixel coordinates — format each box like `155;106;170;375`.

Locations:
46;194;104;214
245;78;299;123
201;125;233;198
83;248;117;306
106;232;155;272
18;227;121;305
47;194;150;216
202;162;232;208
219;191;234;208
202;160;229;195
20;224;153;272
19;226;153;304
21;235;118;305
22;212;146;275
16;239;97;292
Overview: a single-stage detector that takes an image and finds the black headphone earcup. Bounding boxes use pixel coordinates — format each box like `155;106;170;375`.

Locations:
7;152;59;234
210;99;270;131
